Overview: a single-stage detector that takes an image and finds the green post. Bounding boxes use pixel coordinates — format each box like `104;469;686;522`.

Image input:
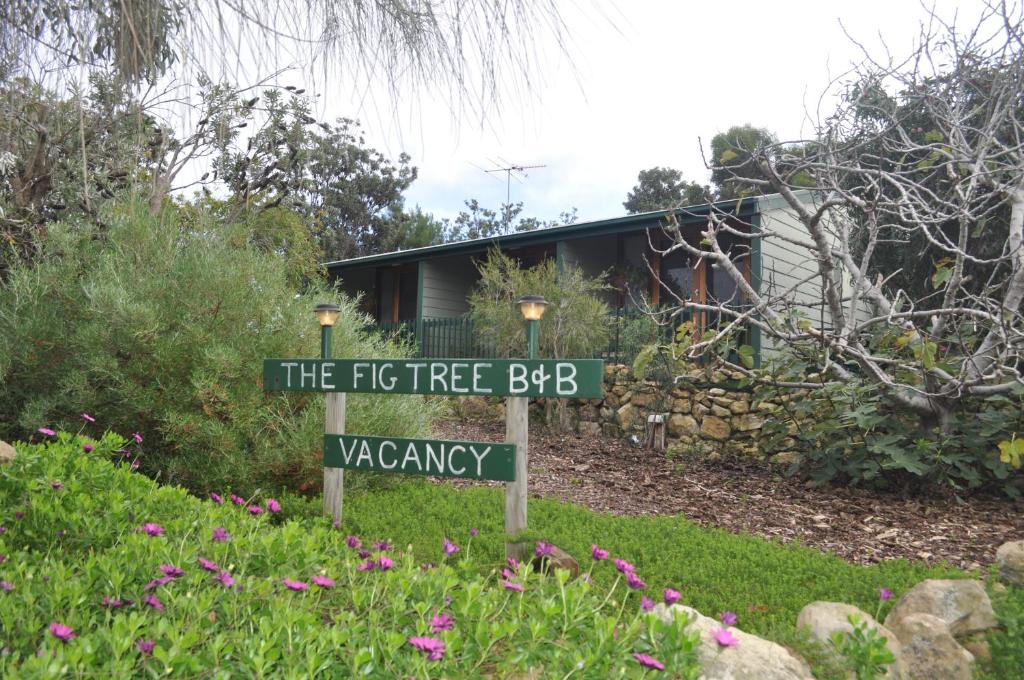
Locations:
526;319;539;360
320;324;332;360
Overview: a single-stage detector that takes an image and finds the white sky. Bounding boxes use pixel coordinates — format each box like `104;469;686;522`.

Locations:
305;1;984;224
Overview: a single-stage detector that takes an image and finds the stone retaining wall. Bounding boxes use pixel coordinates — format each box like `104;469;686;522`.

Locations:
571;364;795;457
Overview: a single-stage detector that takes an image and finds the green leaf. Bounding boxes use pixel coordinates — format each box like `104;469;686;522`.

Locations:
736;344;755;369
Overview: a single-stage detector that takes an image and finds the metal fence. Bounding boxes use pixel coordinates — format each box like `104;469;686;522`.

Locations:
367;307;692;364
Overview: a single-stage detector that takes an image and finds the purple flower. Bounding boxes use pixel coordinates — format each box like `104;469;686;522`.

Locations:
283;579;309;591
501;568;516;581
879;588;893;602
312;575;336;588
626;572;647;590
378;556;394;571
614;558;635;574
140;523;164;537
373;541;392;552
144;576;175;591
209;493;223;504
37;427;56;437
130;461;140;471
507;558;520;572
159;564;184;578
133;432;143;444
197;557;220;572
247;505;264;515
230;494;245;506
102;596;131;609
357;560;376;572
357;550;371;559
632;653;664;670
81;413;95;423
332;519;342;529
0;527;6;534
82;444;94;453
143;594;165;611
0;554;6;563
48;623;75;643
212;527;230;542
408;636;445;661
430;613;454;633
443;538;459;556
469;528;479;537
502;580;524;592
13;512;23;520
712;627;739;647
720;611;737;626
216;571;235;587
664;588;682;606
136;639;155;655
346;535;361;549
266;498;281;513
50;480;63;490
535;541;557;558
1;581;13;592
640;596;655;612
591;544;609;561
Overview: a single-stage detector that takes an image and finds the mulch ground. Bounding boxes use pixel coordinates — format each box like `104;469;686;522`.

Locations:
433;416;1024;572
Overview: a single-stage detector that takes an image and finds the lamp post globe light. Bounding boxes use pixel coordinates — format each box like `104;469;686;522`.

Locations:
314;303;341;359
515;295;548;360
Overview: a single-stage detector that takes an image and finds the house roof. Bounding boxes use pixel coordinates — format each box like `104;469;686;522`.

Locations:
323;196;760;271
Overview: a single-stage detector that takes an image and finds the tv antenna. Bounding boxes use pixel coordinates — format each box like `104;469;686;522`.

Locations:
477;158;546;206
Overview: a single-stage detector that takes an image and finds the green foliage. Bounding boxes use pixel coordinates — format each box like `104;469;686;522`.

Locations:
0;434;703;677
754;350;1024;495
830;615;896;680
623;167;710;213
441;200;577;242
984;581;1024;679
0;200;436;494
467;249;610;359
709;125;778;199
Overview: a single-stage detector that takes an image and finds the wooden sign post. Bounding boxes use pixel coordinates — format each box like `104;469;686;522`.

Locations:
264;356;603;553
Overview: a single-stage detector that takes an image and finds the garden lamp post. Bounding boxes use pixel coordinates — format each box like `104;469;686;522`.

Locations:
314;303;341;359
314;303;344;525
506;295;548;560
516;295;548;359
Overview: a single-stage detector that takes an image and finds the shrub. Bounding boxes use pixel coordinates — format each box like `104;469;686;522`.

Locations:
0;433;701;677
0;201;437;494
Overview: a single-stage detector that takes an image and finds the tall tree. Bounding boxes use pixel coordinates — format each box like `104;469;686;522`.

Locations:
708;125;779;199
623;167;709;213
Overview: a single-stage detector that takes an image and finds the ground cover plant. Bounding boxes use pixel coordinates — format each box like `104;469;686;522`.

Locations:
4;429;1019;677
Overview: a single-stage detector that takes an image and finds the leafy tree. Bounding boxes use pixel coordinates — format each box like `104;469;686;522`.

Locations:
443;200;576;242
390;205;446;250
623;166;709;213
709;125;778;199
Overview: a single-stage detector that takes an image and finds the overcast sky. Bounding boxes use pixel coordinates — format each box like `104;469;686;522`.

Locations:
311;0;981;225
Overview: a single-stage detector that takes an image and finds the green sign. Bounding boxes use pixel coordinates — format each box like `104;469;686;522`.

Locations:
264;359;604;398
324;434;515;481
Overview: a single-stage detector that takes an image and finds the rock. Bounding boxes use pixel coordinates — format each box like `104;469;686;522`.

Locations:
653;604;814;679
772;451;801;467
700;416;731;441
733;413;766;432
599;406;614;421
796;601;906;679
672;398;691;413
884;580;997;639
961;636;991;666
888;613;974;680
668;414;698;437
0;440;15;465
710;404;732;418
729;400;750;414
601;423;619;438
692;403;710;419
996;540;1024;588
707;387;727;396
611;385;627;397
530;545;579;580
631;391;656;408
616;403;637;431
578;421;601;436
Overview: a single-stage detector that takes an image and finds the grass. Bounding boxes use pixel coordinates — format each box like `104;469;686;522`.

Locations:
287;477;964;639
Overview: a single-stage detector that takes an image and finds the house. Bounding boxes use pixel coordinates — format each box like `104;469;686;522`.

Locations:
325;192;822;363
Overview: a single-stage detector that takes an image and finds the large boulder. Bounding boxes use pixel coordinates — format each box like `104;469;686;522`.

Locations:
530;545;579;580
0;440;15;465
995;540;1024;588
887;613;974;680
797;601;906;679
653;603;814;680
884;580;997;639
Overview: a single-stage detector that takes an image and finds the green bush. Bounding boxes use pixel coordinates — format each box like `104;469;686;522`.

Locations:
0;433;701;677
0;201;436;494
468;249;610;360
